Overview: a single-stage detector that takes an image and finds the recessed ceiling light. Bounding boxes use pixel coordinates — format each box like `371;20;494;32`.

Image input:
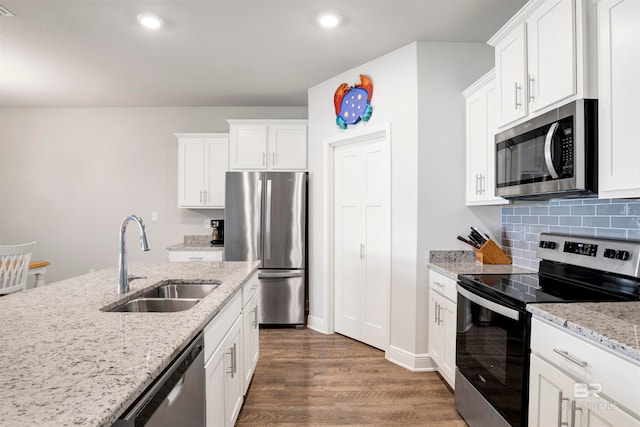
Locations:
316;12;341;29
137;13;164;30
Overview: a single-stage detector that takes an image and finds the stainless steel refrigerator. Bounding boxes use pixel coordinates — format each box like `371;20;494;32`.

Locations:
224;171;307;327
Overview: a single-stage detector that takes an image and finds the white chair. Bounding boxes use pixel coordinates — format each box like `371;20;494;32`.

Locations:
0;242;37;295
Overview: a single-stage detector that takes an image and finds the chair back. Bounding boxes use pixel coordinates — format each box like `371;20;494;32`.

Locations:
0;242;37;294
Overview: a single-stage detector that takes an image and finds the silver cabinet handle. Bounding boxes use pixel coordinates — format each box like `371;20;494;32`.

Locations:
433;281;445;289
515;82;522;109
199;190;203;203
528;74;535;103
253;306;258;328
259;270;303;279
553;348;588;368
272;152;276;165
360;243;365;260
570;400;581;427
480;174;486;194
262;152;266;166
544;122;560;179
203;190;208;203
256;179;263;259
227;346;234;378
227;343;237;378
558;392;569;427
475;174;479;195
188;257;204;260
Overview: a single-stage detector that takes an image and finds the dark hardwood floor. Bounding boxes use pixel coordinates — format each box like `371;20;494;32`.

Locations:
237;328;466;426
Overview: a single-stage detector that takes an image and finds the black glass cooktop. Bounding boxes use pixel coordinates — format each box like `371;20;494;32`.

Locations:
458;269;636;311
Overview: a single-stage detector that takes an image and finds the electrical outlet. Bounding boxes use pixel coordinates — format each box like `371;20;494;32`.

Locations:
151;211;159;221
204;218;210;229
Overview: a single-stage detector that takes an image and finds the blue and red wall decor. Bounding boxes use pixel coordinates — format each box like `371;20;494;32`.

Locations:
334;74;373;129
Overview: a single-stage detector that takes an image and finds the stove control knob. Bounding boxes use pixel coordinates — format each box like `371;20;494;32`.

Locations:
539;241;556;249
603;249;616;259
615;250;630;261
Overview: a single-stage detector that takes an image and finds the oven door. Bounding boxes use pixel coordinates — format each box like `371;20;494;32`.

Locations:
455;282;529;427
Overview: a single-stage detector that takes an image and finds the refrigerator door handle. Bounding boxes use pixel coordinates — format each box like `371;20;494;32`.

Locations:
258;271;303;279
265;179;272;260
256;178;263;259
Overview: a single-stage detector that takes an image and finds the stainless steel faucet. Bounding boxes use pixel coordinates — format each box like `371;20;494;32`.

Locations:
118;214;151;294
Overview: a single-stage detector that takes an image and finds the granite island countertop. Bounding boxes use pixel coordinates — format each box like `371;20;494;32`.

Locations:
528;302;640;364
0;260;259;426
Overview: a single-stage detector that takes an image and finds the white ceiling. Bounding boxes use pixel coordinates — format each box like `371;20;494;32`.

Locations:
0;0;526;108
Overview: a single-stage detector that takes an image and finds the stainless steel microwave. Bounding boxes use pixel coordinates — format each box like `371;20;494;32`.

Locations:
495;99;598;200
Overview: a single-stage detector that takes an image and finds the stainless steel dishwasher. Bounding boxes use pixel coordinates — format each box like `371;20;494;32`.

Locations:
113;332;205;427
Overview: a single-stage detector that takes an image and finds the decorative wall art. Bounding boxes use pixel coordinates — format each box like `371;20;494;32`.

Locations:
334;74;373;129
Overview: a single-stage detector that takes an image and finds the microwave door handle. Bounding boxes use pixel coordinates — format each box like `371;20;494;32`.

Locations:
456;284;520;321
544;122;560;179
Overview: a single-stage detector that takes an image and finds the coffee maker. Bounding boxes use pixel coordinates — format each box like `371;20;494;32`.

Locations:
210;219;224;245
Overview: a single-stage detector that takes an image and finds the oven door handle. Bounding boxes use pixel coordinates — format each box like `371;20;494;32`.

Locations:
544;122;560;179
456;284;520;321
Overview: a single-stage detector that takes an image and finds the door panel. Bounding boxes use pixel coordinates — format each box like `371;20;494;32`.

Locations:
224;172;263;263
261;172;306;269
257;270;304;324
333;136;390;351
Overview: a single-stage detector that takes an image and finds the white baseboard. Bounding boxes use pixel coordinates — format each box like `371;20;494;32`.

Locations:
385;345;438;372
306;315;331;334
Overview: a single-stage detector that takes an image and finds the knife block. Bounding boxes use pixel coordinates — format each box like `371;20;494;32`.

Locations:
474;240;512;265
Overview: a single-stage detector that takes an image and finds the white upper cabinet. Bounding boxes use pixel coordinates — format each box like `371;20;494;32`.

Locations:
489;0;596;129
526;0;576;113
464;70;509;206
596;0;640;198
227;119;308;171
176;133;229;208
495;24;528;125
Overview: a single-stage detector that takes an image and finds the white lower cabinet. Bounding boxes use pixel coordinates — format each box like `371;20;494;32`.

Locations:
204;292;244;427
529;318;640;427
241;272;259;395
428;270;457;389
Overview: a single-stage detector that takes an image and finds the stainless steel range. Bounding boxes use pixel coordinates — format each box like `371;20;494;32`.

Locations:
454;233;640;427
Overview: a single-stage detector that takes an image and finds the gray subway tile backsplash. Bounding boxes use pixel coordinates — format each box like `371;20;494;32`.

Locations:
501;198;640;269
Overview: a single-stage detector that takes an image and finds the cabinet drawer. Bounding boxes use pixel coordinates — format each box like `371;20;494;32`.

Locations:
531;317;640;416
429;270;457;302
242;271;259;308
204;292;241;361
168;250;223;262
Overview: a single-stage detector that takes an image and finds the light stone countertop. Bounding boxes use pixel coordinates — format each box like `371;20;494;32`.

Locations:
167;234;224;252
0;260;259;427
528;302;640;364
428;250;535;280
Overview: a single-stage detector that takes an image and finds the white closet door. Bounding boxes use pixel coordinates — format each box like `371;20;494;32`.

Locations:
334;139;390;351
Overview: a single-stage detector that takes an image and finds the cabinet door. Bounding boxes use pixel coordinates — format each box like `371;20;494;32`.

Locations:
268;123;308;170
205;341;227;427
465;73;508;206
526;0;576;113
466;87;489;204
440;295;456;388
529;353;575;427
597;0;640;198
229;124;268;170
204;137;228;207
428;290;445;369
225;317;243;426
178;139;206;207
205;316;243;427
242;291;259;395
334;138;390;351
495;24;527;127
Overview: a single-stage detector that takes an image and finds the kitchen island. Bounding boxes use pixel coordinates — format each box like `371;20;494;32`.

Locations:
0;260;259;426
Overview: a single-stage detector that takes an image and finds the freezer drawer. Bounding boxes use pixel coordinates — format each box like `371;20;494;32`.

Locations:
257;270;304;326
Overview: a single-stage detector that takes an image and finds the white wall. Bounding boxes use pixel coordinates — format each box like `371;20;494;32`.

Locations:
0;106;306;283
308;41;502;369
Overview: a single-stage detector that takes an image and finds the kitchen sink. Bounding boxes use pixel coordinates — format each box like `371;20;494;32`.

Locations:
109;298;201;313
139;282;221;299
